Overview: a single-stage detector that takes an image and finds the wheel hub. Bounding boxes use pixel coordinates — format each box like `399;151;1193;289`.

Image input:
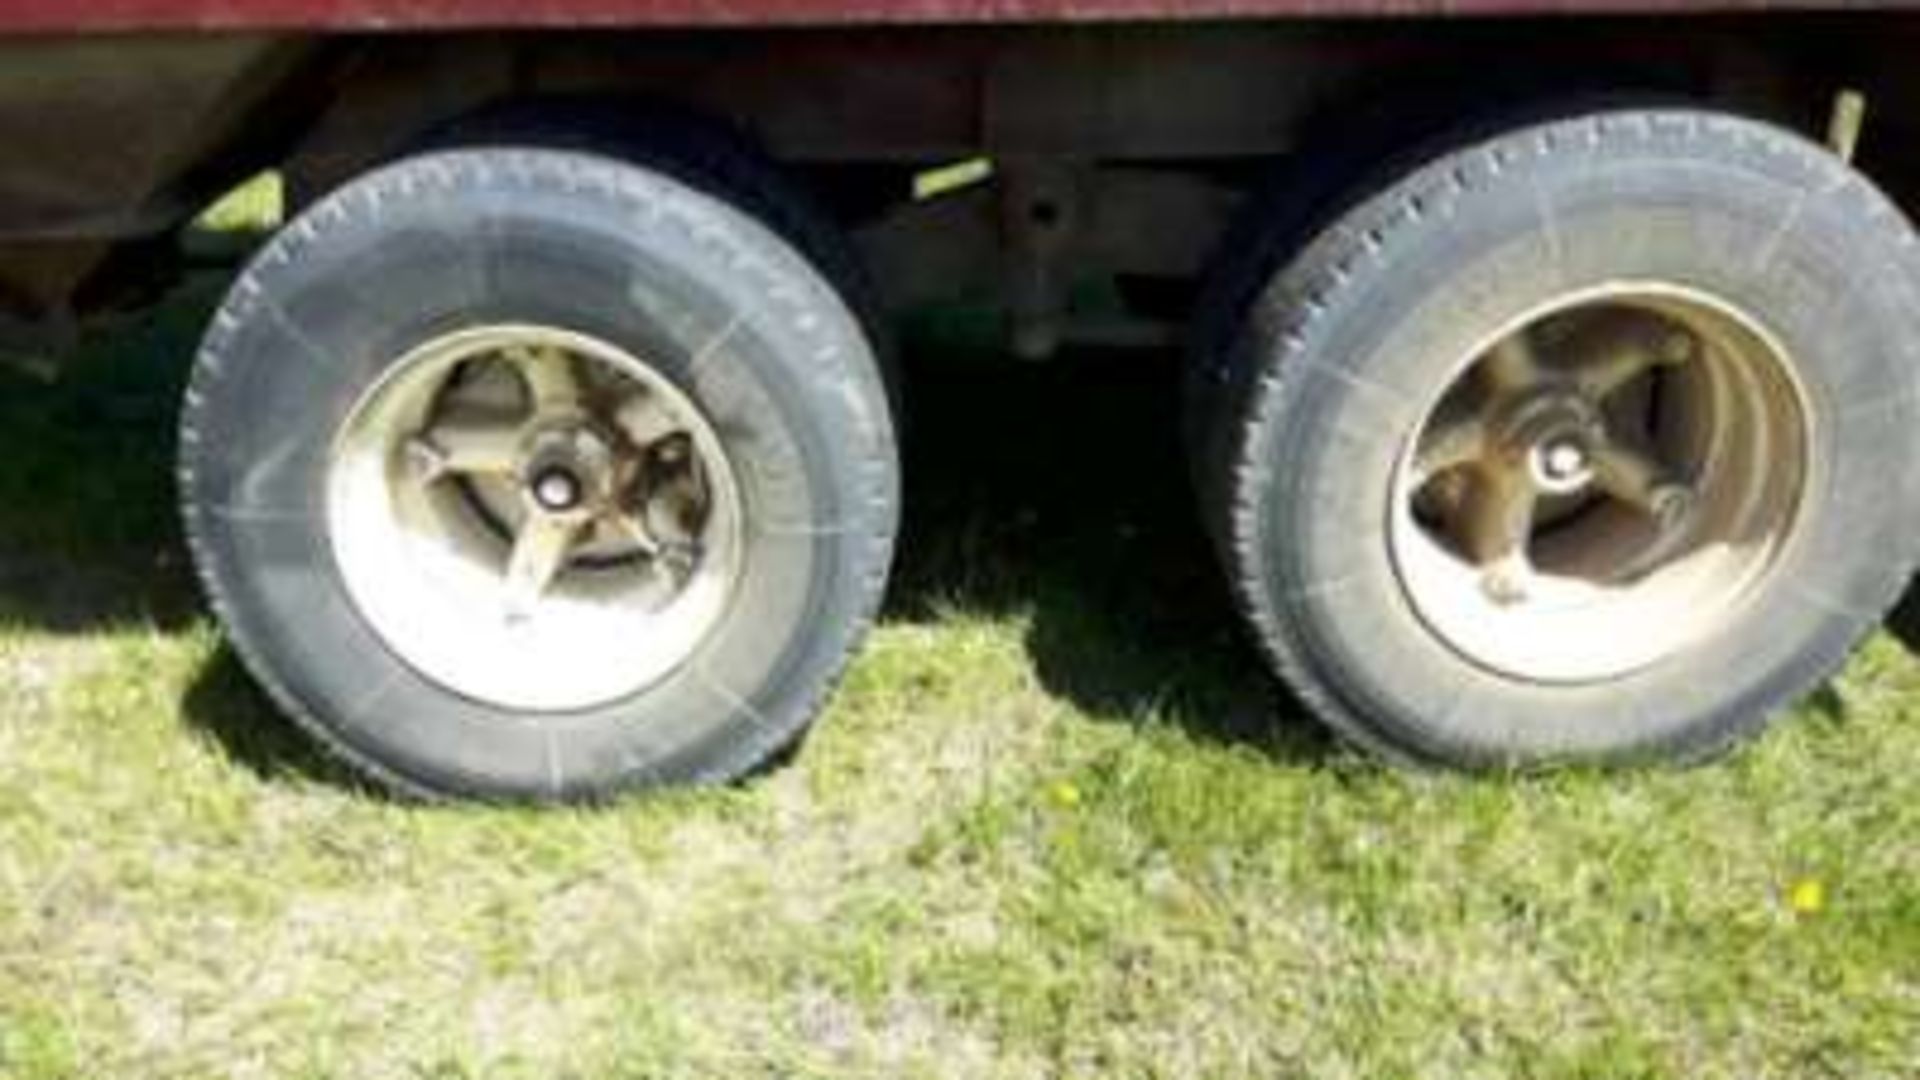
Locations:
327;324;745;712
1389;285;1811;683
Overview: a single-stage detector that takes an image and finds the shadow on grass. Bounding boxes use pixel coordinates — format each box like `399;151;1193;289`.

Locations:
888;349;1329;760
17;264;1920;786
0;271;1331;788
0;285;211;634
0;272;355;786
20;261;1920;790
1884;587;1920;656
183;648;370;789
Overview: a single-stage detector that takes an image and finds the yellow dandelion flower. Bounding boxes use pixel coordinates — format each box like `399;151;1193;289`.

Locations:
1788;878;1827;916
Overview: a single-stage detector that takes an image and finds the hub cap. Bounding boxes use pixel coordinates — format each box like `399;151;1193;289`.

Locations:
1388;284;1811;683
328;325;743;712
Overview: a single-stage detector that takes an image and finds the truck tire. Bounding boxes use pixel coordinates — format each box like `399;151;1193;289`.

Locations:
180;146;899;801
1196;108;1920;767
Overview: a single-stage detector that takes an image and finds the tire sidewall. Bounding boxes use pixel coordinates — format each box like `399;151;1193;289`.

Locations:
185;149;897;798
1232;112;1920;764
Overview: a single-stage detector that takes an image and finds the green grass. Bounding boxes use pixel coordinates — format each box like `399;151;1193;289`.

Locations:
1;238;1918;1077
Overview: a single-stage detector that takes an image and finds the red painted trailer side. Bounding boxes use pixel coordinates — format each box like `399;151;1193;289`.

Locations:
0;0;1893;34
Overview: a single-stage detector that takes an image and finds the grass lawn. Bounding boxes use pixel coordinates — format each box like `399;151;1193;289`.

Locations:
1;192;1917;1078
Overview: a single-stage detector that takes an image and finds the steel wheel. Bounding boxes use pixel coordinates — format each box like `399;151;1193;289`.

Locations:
1196;108;1920;767
185;143;900;800
1389;284;1811;683
328;324;743;712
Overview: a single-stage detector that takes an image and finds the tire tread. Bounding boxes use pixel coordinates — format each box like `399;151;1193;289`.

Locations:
181;147;898;801
1196;107;1920;767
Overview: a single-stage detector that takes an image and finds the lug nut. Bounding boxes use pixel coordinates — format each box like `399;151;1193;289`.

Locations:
405;438;449;482
1649;483;1694;531
1483;568;1529;606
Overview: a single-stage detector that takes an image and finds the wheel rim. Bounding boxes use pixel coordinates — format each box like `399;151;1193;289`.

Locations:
1388;283;1812;684
328;325;743;712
